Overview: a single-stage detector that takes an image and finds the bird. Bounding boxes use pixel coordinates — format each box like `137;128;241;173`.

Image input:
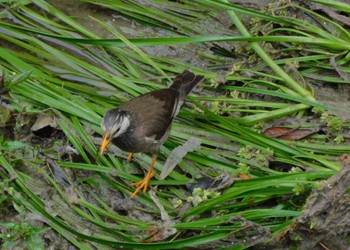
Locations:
100;70;204;198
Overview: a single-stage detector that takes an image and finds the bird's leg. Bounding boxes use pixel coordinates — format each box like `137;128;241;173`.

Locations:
127;153;134;162
131;155;157;198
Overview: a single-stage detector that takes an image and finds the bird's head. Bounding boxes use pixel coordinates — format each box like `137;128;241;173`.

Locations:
100;108;130;154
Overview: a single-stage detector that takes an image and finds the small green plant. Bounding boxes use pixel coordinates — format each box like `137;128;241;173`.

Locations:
293;183;306;196
186;188;220;206
238;145;255;160
237;162;250;175
293;234;303;241
173;198;183;208
320;112;344;132
210;101;222;115
0;136;26;151
238;145;274;166
0;179;45;250
334;135;344;144
289;167;303;174
0;221;46;250
309;221;316;230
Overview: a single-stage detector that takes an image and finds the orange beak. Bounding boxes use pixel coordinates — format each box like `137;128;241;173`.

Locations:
100;132;109;154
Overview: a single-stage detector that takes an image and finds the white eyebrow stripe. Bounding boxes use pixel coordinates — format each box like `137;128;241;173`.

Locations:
111;115;131;138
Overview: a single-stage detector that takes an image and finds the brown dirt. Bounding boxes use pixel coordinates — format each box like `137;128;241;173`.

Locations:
278;155;350;250
253;154;350;250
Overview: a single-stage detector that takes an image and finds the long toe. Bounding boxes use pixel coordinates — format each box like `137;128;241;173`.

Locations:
130;155;157;198
131;175;151;198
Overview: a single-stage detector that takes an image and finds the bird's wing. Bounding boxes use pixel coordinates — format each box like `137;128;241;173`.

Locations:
119;89;179;140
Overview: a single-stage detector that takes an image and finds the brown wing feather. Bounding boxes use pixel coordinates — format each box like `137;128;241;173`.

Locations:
119;89;179;140
118;70;203;143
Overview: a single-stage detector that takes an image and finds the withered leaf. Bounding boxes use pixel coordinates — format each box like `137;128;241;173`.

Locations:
263;126;320;141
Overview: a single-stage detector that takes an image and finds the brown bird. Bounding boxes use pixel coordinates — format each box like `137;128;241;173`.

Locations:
100;70;204;198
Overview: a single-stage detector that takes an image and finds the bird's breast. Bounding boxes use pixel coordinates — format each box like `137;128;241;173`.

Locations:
112;129;161;154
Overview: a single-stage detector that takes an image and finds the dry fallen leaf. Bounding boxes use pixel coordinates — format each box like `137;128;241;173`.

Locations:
143;191;177;242
239;174;252;180
263;126;320;141
160;137;201;180
31;113;57;132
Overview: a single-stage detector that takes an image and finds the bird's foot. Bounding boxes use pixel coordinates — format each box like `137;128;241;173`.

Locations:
127;153;134;162
131;171;154;198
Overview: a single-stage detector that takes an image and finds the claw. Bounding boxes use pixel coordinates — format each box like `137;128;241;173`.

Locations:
130;155;157;198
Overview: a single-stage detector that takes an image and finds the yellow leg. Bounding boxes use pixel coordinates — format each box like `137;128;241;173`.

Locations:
131;155;157;198
127;153;134;162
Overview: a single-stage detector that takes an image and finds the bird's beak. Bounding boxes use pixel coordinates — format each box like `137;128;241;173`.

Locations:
100;133;109;154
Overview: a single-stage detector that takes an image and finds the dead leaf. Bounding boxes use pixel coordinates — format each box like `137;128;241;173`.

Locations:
142;226;178;243
239;174;252;180
142;191;177;242
149;190;171;222
263;127;297;138
31;113;57;132
263;126;320;141
310;3;350;27
160;137;201;180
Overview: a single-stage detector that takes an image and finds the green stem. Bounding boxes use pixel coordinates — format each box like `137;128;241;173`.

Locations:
221;0;315;100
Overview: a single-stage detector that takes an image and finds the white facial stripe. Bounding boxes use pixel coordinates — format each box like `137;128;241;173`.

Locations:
112;115;130;138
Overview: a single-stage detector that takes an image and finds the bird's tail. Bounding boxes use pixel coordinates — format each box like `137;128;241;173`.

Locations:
169;70;204;100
